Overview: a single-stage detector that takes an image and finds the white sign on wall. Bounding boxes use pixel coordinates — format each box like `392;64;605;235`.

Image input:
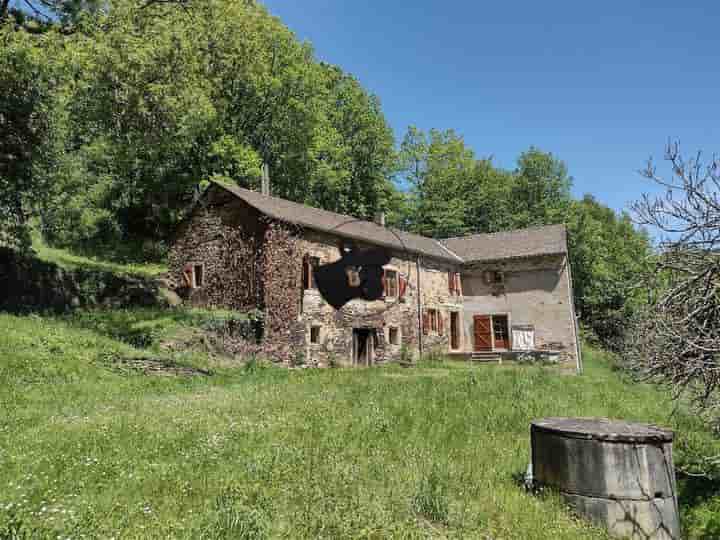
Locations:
512;325;535;351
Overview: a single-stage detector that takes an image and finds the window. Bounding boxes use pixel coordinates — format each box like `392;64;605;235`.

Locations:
484;270;504;285
492;315;509;349
388;326;400;345
183;264;204;289
310;326;321;344
384;269;398;298
193;264;204;288
423;308;439;334
303;255;321;290
448;271;462;295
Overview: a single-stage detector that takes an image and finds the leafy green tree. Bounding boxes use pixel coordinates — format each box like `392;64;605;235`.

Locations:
18;0;398;252
0;27;66;249
398;126;474;237
566;195;652;346
510;147;572;227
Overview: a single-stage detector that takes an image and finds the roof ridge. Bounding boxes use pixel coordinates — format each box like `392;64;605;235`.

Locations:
210;180;565;264
210;180;460;262
213;180;461;245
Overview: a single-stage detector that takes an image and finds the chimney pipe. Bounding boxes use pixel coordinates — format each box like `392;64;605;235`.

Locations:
261;163;270;196
374;211;386;227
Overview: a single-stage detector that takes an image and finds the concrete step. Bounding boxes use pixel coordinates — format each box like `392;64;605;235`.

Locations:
470;352;502;362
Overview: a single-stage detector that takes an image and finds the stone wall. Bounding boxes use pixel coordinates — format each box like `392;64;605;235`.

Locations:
168;189;576;367
461;254;578;363
168;186;308;364
167;186;266;312
294;230;462;366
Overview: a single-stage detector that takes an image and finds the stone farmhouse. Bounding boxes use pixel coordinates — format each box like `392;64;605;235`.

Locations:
169;180;581;370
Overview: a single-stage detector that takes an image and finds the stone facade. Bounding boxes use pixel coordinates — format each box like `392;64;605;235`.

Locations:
168;184;579;368
295;230;461;366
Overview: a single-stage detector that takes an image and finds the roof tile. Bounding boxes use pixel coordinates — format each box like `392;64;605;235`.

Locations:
212;181;567;264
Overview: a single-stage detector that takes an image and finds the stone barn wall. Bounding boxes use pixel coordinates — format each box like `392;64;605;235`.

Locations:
168;185;267;312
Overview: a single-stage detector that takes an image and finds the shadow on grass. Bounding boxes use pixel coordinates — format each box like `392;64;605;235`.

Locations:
677;472;720;540
62;307;252;348
678;471;720;508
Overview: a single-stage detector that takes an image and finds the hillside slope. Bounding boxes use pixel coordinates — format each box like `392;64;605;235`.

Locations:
2;311;719;539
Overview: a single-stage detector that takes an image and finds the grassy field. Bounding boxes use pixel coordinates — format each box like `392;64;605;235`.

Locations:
2;310;720;539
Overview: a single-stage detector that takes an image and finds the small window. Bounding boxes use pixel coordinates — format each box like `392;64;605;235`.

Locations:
184;264;204;289
428;309;438;332
484;270;503;285
384;269;398;298
310;326;321;344
388;326;400;345
303;255;321;290
193;264;204;288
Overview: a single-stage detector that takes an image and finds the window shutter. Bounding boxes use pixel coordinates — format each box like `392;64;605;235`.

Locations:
448;271;454;294
183;265;193;288
302;255;310;290
422;311;429;335
438;312;444;336
455;273;461;296
398;276;407;299
382;269;387;297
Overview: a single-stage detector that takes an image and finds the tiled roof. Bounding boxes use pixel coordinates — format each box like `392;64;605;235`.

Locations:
213;181;461;262
212;181;567;264
440;224;567;262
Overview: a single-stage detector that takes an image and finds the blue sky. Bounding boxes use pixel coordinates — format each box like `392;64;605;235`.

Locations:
262;0;719;214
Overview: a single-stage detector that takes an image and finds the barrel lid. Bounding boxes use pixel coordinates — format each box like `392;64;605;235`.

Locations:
531;417;674;443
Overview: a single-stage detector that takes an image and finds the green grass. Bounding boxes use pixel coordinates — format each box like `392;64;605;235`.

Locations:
33;242;167;279
1;311;720;539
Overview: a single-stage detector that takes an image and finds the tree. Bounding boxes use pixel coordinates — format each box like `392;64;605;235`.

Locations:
567;195;652;346
0;27;64;249
9;0;398;254
397;127;476;237
625;142;720;422
510;147;572;228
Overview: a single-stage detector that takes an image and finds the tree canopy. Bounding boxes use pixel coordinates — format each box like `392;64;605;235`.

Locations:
1;0;653;347
1;0;397;252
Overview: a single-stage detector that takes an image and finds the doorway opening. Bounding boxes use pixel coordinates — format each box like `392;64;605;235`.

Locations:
450;311;460;350
353;328;376;366
492;315;509;349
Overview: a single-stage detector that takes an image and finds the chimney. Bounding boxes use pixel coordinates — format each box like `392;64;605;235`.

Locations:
261;163;270;196
374;211;386;227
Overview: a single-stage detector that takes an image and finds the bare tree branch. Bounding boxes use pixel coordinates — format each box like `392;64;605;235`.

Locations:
625;141;720;443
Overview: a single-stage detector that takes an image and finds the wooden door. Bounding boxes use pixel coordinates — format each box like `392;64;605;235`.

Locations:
492;315;509;350
473;315;492;351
